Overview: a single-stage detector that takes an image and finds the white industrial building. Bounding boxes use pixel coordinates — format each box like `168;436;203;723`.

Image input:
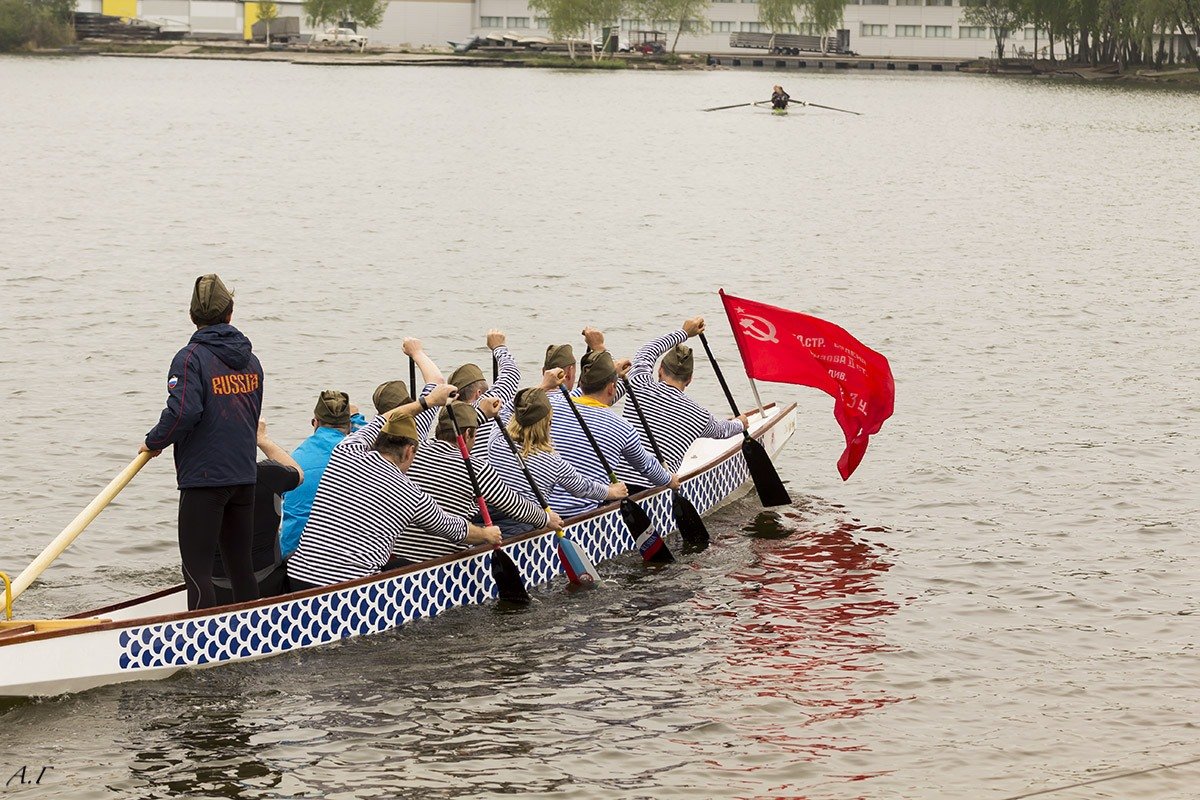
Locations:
76;0;1193;60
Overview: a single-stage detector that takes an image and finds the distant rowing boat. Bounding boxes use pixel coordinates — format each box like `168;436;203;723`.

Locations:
0;404;796;698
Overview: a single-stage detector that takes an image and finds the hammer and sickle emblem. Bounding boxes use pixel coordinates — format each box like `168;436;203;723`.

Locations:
739;315;778;343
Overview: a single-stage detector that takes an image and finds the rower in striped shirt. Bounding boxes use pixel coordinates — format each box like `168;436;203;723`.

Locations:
447;329;520;461
487;380;629;532
392;399;563;564
285;385;502;591
623;317;749;473
546;347;680;516
373;338;444;440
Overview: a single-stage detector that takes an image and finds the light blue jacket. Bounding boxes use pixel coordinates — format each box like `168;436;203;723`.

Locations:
279;415;365;556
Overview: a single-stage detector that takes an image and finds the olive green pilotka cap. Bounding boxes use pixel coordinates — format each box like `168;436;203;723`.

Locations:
435;401;481;441
449;363;486;391
381;412;418;441
514;387;552;427
661;344;694;380
579;349;617;387
190;274;233;323
372;380;411;415
314;390;351;427
543;344;575;371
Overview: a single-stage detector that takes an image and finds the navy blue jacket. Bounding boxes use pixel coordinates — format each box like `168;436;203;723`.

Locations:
145;324;264;489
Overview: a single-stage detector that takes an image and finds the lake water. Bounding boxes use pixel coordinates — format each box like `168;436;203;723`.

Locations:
0;56;1198;799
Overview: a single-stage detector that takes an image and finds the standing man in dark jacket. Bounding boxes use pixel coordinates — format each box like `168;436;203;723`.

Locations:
139;274;265;610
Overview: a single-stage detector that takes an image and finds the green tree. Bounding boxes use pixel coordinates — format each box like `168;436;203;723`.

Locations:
303;0;384;40
757;0;844;51
632;0;710;51
962;0;1027;57
528;0;588;58
257;0;278;44
0;0;74;51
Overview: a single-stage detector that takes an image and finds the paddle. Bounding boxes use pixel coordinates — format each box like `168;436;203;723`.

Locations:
409;355;417;403
556;385;673;564
804;101;862;115
446;406;530;604
10;451;152;602
703;100;768;112
620;377;709;547
697;333;791;507
494;420;600;586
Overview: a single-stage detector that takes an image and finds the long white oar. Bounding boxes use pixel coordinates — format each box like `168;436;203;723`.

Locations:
10;451;152;602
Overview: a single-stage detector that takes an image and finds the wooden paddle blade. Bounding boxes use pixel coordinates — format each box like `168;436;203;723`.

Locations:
556;533;599;586
672;490;709;547
742;437;791;507
621;499;674;564
491;549;530;604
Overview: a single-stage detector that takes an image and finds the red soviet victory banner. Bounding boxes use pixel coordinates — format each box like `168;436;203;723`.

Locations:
720;290;895;480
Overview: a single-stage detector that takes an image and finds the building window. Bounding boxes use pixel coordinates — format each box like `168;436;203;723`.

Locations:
926;0;953;5
897;0;921;6
860;23;887;35
740;21;763;31
925;25;950;36
480;15;502;27
536;16;549;28
712;20;733;31
896;24;920;36
862;0;889;6
959;25;986;37
507;16;529;27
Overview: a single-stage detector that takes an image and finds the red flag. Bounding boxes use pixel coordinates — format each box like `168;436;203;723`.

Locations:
720;290;894;480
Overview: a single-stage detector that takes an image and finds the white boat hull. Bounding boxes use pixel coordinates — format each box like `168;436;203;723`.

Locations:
0;404;796;698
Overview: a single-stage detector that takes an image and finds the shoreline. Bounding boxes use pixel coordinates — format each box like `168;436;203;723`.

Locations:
9;42;1200;86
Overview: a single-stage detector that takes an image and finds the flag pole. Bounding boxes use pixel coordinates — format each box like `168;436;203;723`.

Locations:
747;377;768;418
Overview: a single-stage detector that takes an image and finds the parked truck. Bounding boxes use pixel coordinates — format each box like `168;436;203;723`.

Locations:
729;30;852;55
250;16;302;44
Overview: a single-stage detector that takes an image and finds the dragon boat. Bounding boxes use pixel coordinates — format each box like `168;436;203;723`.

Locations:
0;403;796;698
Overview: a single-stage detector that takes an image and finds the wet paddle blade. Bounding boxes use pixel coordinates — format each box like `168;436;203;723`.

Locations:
672;490;709;547
491;548;530;604
556;533;599;586
621;499;674;564
743;437;791;507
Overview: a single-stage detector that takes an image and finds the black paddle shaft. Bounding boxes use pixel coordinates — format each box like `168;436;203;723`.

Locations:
620;377;666;464
622;377;710;547
495;421;550;509
697;333;746;433
557;386;619;484
448;403;531;602
409;356;417;401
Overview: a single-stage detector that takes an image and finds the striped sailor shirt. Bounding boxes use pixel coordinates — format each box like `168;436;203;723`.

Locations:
413;382;442;440
623;329;745;472
286;415;468;588
395;438;549;563
468;345;520;462
486;431;611;518
545;390;671;512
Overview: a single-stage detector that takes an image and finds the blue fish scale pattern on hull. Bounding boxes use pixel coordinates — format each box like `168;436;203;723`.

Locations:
118;450;749;671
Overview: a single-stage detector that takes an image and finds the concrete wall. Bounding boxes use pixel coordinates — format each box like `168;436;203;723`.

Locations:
361;0;474;47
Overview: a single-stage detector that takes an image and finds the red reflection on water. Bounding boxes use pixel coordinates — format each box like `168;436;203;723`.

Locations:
689;515;906;796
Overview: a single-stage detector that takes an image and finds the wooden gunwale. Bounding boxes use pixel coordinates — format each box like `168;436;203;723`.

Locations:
0;403;790;650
